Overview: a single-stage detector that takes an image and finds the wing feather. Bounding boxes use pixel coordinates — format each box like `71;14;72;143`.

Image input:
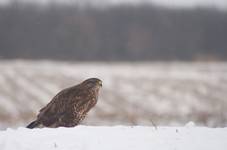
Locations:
37;85;80;126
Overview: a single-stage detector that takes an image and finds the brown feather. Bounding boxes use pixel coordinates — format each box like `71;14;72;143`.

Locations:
27;78;102;128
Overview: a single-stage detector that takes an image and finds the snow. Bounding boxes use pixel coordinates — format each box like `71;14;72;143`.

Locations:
0;125;226;150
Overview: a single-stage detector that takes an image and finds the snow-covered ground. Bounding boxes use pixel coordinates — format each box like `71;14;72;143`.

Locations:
0;125;227;150
0;60;227;129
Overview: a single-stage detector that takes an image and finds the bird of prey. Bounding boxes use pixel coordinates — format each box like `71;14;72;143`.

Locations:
27;78;102;128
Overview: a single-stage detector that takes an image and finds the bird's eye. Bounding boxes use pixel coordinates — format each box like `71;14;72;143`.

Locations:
98;81;102;86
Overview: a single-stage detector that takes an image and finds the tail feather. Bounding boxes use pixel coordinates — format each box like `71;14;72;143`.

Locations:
26;120;40;129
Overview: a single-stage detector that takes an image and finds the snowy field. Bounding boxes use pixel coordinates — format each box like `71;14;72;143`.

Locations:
0;60;227;129
0;125;227;150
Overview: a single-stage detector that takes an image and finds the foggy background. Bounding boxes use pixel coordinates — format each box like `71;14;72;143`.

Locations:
0;0;227;61
0;0;227;129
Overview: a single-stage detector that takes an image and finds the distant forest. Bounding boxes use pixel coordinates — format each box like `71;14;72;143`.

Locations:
0;3;227;61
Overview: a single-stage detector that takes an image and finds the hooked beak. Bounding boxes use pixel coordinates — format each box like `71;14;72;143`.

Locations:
98;80;102;87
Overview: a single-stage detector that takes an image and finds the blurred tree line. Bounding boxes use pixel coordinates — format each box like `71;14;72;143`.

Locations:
0;3;227;61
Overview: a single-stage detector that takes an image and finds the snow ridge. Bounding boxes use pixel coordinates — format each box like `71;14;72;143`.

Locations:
0;126;227;150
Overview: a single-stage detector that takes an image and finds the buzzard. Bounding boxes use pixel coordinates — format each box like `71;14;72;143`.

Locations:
27;78;102;128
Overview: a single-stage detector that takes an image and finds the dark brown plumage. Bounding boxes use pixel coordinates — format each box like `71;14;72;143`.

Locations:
27;78;102;128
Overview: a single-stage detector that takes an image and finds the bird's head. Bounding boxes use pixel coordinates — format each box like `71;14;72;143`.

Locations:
81;78;102;89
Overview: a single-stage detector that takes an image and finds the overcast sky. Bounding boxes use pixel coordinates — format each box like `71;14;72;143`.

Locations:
152;0;227;9
0;0;227;9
